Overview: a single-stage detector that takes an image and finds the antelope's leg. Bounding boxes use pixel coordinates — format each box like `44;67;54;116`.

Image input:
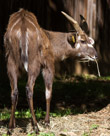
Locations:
26;61;40;133
7;57;18;129
42;67;54;124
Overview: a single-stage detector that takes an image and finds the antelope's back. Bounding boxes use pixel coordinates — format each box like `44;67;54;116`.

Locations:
4;9;45;66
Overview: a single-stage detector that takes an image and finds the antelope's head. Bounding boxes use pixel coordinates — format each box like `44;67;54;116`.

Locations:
62;11;97;62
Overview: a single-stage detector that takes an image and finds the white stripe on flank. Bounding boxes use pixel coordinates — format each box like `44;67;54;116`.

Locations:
16;29;24;59
25;17;38;32
24;62;28;72
10;18;21;33
16;29;21;39
24;30;29;72
25;31;29;59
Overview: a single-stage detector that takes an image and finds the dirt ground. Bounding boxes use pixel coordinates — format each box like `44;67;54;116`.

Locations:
0;104;110;136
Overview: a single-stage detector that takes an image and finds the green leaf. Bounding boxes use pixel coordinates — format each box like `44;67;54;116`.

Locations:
90;124;99;130
2;134;10;136
15;111;19;115
82;132;89;136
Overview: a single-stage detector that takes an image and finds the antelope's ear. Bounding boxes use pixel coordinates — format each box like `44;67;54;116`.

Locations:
88;37;94;45
80;15;89;35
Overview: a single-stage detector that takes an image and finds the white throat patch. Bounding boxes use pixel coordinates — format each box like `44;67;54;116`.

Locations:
76;43;80;49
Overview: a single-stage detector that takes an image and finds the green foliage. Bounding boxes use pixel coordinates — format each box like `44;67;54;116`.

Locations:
38;132;55;136
98;76;110;80
0;107;82;120
90;124;99;130
2;134;9;136
27;132;55;136
35;108;45;119
82;124;99;136
27;132;37;136
0;110;10;120
82;132;89;136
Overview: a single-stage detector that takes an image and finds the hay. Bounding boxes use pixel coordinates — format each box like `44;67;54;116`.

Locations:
1;105;110;136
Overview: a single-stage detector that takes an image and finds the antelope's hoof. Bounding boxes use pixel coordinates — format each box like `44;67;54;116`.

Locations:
34;125;39;134
7;129;13;135
45;122;50;128
44;120;50;128
8;123;15;135
40;120;50;128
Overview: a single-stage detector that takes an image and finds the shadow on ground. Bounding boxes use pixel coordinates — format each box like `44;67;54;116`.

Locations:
0;75;110;114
